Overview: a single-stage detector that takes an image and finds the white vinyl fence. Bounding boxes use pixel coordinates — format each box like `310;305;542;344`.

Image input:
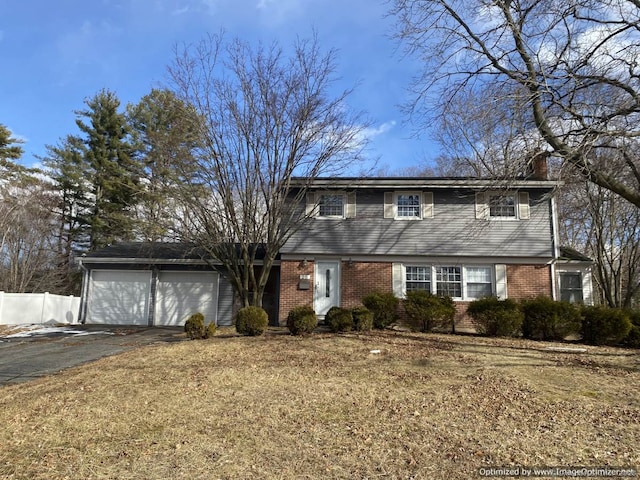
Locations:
0;292;81;325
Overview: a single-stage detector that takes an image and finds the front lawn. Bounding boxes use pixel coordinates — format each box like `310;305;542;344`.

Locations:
0;330;638;479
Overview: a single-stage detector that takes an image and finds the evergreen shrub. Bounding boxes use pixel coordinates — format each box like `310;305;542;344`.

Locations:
467;297;523;337
362;292;399;329
325;306;354;333
352;306;373;332
184;312;205;340
287;306;318;335
520;296;581;341
235;306;269;336
403;290;456;333
581;306;632;345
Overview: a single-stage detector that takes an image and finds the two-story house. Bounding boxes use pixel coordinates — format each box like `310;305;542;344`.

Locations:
278;175;593;329
77;167;593;329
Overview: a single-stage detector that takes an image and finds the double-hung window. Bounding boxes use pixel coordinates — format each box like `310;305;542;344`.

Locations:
465;266;493;298
436;266;462;298
405;266;431;292
397;194;421;218
384;191;433;219
318;194;344;218
477;191;530;220
488;194;516;218
559;272;583;303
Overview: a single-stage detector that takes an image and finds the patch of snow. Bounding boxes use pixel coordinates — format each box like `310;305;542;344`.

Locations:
1;325;114;338
545;346;587;353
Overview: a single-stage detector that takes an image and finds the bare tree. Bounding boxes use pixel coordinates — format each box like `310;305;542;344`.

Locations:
560;157;640;308
0;174;66;293
390;0;640;207
168;34;368;308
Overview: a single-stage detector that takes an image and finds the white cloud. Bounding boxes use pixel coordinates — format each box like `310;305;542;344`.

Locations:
362;120;397;139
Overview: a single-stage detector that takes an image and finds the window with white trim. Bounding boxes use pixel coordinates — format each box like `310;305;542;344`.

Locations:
489;194;516;218
436;266;462;297
397;193;421;218
318;194;344;217
398;264;495;300
476;191;530;220
465;266;493;298
384;191;433;219
405;266;431;292
559;272;583;303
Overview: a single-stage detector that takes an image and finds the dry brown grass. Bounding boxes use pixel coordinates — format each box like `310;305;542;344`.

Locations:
0;329;639;479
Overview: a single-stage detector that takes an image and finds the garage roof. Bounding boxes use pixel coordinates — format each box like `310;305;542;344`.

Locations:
80;242;276;265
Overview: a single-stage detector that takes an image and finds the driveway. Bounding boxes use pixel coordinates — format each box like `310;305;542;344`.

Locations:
0;325;186;386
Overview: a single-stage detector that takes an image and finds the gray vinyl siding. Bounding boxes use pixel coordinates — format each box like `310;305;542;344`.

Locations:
216;275;235;326
282;189;554;258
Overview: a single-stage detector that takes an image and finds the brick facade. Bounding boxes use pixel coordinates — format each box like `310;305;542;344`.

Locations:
506;264;553;299
453;264;553;332
341;261;392;308
279;261;553;330
278;260;315;324
278;260;393;325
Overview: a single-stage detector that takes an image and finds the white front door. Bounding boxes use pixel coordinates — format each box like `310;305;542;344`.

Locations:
314;261;340;316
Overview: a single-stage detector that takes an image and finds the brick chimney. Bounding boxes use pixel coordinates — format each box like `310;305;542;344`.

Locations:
530;151;549;180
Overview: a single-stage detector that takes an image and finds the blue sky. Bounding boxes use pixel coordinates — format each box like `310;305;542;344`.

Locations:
0;0;439;172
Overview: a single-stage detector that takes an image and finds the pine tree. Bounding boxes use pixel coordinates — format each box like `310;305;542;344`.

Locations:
75;89;142;249
41;135;91;259
0;124;25;179
127;88;200;241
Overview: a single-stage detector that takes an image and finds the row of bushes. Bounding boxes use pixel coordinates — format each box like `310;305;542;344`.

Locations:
186;294;640;347
467;296;640;346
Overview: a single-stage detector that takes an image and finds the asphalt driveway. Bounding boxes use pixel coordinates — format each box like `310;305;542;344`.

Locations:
0;325;186;386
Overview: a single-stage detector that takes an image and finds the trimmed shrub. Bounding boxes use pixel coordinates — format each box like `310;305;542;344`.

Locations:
184;312;205;340
520;296;582;341
204;322;217;339
403;290;456;333
287;306;318;336
235;306;269;336
326;306;354;333
581;306;632;345
623;310;640;348
467;297;523;337
362;291;399;329
352;306;373;332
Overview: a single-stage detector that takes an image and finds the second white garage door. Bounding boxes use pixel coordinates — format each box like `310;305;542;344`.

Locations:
155;271;219;326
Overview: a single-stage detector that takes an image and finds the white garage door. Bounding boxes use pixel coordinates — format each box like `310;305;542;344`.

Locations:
87;270;152;325
155;271;219;326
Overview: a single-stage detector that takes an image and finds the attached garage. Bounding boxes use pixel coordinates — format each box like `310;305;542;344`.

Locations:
79;242;277;326
86;270;152;325
155;271;219;326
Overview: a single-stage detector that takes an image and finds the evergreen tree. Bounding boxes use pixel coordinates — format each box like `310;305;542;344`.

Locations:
41;135;91;260
75;89;141;249
127;88;200;241
0;124;25;179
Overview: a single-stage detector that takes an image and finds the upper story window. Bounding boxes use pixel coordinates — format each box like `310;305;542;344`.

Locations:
489;194;516;218
318;194;344;217
384;191;434;220
397;194;421;218
476;191;530;220
306;191;356;218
